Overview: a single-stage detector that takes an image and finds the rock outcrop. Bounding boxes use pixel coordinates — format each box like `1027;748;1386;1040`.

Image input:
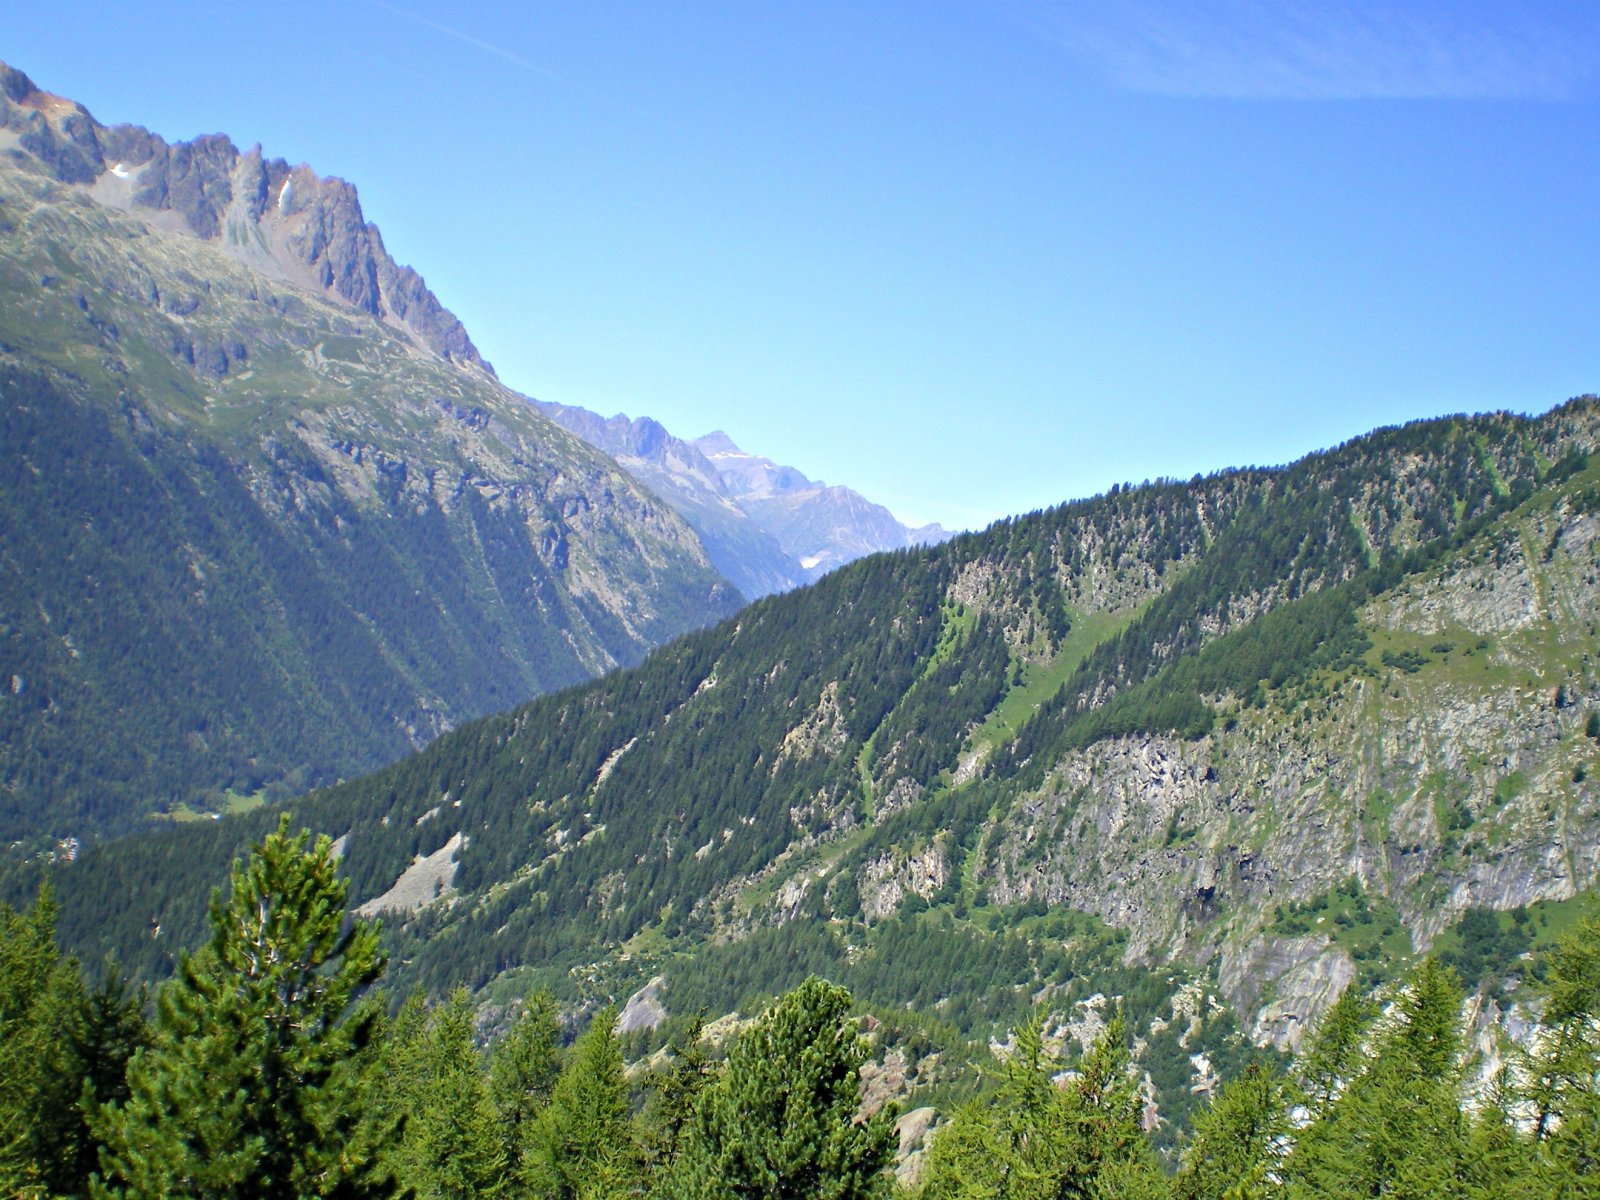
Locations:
0;61;490;371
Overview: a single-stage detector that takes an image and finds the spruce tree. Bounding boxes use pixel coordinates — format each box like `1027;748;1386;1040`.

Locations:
1525;904;1600;1195
489;986;564;1173
1174;1062;1285;1200
0;886;79;1197
657;978;895;1200
917;1010;1164;1200
1283;959;1470;1200
642;1012;716;1169
92;816;393;1199
31;963;150;1198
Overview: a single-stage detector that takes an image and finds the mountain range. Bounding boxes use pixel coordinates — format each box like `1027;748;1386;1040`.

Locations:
530;399;948;598
5;56;1599;1147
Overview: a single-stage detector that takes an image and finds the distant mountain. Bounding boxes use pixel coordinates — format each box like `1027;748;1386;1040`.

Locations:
531;397;949;596
693;430;950;580
0;62;739;852
528;400;805;599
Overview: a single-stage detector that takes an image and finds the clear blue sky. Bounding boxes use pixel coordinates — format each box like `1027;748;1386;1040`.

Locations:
10;2;1599;529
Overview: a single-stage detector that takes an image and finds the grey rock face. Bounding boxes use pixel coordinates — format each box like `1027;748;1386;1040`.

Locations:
534;412;954;594
965;497;1600;1046
530;398;807;599
0;60;492;373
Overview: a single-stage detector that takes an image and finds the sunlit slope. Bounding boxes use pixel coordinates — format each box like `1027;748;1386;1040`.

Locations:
39;399;1600;1052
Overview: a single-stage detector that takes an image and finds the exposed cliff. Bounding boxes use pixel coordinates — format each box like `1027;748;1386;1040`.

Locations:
0;61;487;372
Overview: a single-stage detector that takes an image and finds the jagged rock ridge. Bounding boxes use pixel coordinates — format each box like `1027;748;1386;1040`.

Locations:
0;59;942;603
530;400;950;596
0;61;487;372
527;399;806;599
693;430;950;580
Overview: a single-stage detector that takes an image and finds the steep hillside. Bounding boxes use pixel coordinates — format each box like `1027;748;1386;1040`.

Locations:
0;67;739;852
39;399;1600;1095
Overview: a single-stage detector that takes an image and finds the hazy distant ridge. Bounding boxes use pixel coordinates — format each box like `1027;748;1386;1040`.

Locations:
531;400;949;596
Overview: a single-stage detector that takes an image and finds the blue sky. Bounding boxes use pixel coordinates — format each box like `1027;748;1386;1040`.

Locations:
9;2;1599;529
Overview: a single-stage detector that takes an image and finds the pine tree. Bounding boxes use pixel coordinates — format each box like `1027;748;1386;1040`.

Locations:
489;986;564;1174
520;1005;636;1199
657;978;896;1200
92;816;394;1199
394;988;507;1199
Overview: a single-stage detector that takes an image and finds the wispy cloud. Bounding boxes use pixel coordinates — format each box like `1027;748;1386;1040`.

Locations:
1038;1;1600;101
362;0;562;82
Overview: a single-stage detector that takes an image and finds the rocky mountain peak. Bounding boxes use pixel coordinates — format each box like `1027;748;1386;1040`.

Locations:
694;429;741;456
692;431;816;498
688;430;951;578
0;59;492;374
0;62;35;103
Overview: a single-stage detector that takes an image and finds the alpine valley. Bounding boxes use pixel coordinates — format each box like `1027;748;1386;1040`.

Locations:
3;55;1600;1187
0;61;933;855
29;391;1600;1149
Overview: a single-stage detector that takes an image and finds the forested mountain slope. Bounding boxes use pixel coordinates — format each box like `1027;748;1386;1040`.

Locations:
38;398;1600;1089
0;66;739;852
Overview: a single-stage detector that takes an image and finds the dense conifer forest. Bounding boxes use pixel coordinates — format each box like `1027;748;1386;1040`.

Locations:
25;400;1598;1003
3;822;1598;1197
